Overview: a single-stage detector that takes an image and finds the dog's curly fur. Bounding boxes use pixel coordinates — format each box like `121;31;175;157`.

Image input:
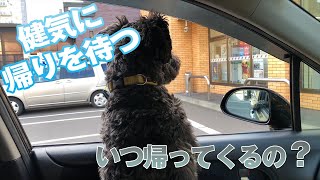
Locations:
99;12;198;180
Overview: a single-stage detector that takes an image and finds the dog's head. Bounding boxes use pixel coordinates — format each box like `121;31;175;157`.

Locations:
98;12;180;85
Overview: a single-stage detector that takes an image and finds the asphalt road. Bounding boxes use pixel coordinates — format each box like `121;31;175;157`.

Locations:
19;102;269;146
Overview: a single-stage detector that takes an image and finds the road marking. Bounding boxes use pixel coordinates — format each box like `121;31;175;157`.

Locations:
22;114;221;135
22;116;101;126
31;134;100;145
19;109;104;120
188;119;221;134
29;118;220;145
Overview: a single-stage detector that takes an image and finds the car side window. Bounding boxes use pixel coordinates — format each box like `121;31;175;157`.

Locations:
300;62;320;130
60;66;95;79
34;68;60;83
101;64;108;72
8;6;297;146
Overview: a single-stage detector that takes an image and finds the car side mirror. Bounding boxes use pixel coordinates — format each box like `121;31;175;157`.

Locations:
220;87;292;130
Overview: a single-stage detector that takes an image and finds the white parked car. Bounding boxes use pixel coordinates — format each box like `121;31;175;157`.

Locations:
3;63;109;115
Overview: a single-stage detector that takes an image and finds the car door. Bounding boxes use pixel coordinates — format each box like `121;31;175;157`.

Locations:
23;68;64;108
1;1;320;180
60;66;98;103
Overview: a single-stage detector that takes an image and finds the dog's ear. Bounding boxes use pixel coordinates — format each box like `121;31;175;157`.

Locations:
147;12;169;30
98;16;129;35
143;12;172;64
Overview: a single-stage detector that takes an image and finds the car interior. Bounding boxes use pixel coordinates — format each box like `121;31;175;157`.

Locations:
0;0;320;180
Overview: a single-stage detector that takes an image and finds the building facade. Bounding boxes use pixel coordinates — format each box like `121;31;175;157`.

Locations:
0;0;27;70
155;0;320;111
24;0;140;56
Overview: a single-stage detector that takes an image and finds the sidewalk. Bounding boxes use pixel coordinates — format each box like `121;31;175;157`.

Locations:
174;92;223;112
174;92;320;129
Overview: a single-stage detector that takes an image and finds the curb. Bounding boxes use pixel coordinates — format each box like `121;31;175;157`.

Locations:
174;94;221;112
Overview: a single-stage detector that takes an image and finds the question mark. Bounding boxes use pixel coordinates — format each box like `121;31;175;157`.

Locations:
291;140;310;168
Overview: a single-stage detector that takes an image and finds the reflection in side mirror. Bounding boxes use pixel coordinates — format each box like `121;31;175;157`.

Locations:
225;89;270;123
221;87;292;130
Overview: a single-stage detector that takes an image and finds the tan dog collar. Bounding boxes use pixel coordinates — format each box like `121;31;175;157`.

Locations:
107;74;158;92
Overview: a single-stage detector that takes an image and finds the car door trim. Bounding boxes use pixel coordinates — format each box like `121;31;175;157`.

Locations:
290;55;302;131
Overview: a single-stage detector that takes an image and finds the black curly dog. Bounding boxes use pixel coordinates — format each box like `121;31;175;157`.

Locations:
99;12;198;180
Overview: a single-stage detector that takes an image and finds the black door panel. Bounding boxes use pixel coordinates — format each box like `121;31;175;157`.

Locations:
31;130;320;180
31;144;99;180
44;143;97;167
0;157;32;180
197;130;320;180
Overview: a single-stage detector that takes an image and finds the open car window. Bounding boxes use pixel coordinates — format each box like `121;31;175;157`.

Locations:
34;68;61;83
0;1;318;148
0;3;292;146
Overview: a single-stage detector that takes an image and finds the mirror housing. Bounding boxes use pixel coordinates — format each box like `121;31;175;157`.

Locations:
220;87;292;130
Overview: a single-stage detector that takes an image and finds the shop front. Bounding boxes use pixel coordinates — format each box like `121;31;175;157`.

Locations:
209;32;269;86
162;0;319;111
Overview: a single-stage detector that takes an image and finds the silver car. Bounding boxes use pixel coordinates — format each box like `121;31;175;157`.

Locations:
3;63;109;116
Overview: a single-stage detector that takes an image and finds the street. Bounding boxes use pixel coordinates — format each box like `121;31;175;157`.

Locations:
19;102;269;146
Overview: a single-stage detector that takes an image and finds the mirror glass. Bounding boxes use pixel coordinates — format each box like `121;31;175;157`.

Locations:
226;89;270;123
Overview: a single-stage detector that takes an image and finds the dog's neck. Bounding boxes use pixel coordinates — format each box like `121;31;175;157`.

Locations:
108;74;158;92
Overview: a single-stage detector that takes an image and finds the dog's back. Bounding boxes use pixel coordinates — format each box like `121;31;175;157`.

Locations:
100;86;198;180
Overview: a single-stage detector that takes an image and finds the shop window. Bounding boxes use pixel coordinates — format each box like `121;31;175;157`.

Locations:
209;35;228;83
252;47;268;78
228;38;250;84
209;30;224;38
4;41;22;54
209;29;272;86
1;31;22;55
302;63;320;90
300;62;320;130
0;30;23;69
